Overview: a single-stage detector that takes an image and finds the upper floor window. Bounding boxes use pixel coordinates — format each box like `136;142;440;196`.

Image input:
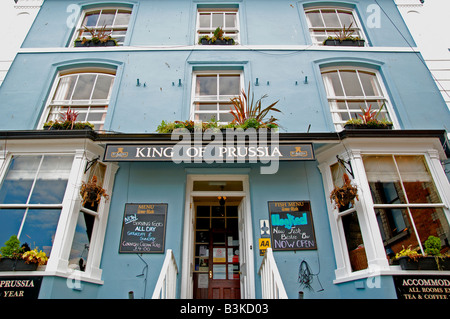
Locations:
72;7;132;46
196;8;239;44
191;70;243;123
321;67;393;131
305;7;365;46
41;69;116;131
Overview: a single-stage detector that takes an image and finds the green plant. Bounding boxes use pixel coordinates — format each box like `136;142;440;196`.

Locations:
329;173;359;209
22;248;48;266
394;245;422;261
198;35;211;44
80;175;109;208
229;82;281;126
77;25;117;45
0;235;24;260
424;236;442;256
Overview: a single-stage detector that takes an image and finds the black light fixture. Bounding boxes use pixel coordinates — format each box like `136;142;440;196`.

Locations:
218;196;226;206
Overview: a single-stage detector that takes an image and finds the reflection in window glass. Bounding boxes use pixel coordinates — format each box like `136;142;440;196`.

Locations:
0;155;73;255
342;212;368;272
363;155;450;261
69;212;95;271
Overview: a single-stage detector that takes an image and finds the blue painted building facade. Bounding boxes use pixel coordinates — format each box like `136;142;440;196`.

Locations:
0;0;449;300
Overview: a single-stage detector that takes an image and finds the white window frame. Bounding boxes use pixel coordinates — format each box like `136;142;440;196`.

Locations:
190;70;244;124
196;8;240;44
70;6;132;47
39;68;116;131
304;6;367;46
0;140;118;284
321;66;399;131
317;138;450;283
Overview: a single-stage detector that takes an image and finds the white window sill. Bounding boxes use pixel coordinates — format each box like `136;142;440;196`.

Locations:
0;267;104;286
334;266;450;284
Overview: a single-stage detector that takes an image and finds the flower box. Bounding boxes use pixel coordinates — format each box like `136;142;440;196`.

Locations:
344;123;393;130
74;39;117;47
398;256;450;270
323;39;365;47
0;258;38;271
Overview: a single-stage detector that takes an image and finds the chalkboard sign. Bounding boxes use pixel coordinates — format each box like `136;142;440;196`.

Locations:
119;203;168;253
268;201;317;251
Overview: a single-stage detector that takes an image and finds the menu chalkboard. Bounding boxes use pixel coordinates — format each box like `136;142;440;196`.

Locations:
268;201;317;251
119;203;168;253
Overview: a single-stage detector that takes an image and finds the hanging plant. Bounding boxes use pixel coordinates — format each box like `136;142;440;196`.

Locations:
330;173;359;209
80;175;109;208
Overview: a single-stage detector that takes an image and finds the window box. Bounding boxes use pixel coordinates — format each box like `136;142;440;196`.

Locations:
323;39;365;47
344;123;393;130
397;256;450;271
74;39;117;47
0;258;38;271
200;37;235;45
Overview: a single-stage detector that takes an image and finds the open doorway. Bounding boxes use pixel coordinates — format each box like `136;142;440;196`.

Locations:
193;197;241;299
181;175;255;299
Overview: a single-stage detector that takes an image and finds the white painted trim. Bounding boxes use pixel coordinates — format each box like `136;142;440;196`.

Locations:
17;45;421;54
180;174;255;299
316;137;450;283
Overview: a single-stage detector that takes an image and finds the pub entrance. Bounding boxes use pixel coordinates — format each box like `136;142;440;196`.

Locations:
193;197;241;299
181;175;255;299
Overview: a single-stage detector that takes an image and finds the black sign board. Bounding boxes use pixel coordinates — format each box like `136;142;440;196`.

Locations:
0;276;43;299
268;201;317;251
393;275;450;300
103;143;314;162
119;203;168;254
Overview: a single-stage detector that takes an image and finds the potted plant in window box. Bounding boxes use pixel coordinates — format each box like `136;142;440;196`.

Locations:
43;108;94;131
393;237;450;270
0;235;47;271
74;25;118;47
329;172;359;210
199;27;235;45
344;104;393;130
80;175;109;210
323;23;365;47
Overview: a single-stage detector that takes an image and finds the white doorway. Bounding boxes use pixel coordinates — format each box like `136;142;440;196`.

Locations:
180;174;255;299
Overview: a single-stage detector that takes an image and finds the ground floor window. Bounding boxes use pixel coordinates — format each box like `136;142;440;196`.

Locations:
318;141;450;280
363;155;450;261
0;142;117;282
0;155;73;255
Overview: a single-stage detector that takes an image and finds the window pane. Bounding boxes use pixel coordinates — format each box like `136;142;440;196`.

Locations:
114;11;130;26
69;212;95;271
212;13;222;28
98;10;116;27
337;11;354;28
219;75;240;96
0;156;41;204
20;209;60;256
363;155;407;204
92;75;113;100
410;208;450;255
359;72;380;96
196;75;217;97
323;71;344;96
306;11;324;27
29;155;73;204
0;209;25;245
199;13;210;28
395;155;441;204
72;74;96;100
340;71;364;96
53;76;77;102
321;10;340;27
225;13;236;28
342;211;368;271
83;12;99;27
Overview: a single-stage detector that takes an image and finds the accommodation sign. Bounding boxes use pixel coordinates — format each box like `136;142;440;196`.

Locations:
393;275;450;300
268;201;317;251
103;143;314;162
119;203;168;254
